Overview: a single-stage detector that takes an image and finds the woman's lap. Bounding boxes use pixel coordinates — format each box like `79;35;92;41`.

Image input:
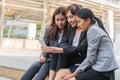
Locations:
54;69;71;80
75;68;115;80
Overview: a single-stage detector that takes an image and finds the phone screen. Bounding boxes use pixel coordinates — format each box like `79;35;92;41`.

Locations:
39;40;46;46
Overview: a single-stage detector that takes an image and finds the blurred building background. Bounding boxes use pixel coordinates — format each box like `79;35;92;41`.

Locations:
0;0;120;80
0;0;120;49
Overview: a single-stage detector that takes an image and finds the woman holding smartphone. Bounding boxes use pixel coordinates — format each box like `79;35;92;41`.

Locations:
21;6;69;80
46;6;69;80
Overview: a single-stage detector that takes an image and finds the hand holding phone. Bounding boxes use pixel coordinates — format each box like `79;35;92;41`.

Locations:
69;66;78;73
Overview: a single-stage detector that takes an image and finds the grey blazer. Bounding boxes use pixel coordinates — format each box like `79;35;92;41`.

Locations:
76;24;119;73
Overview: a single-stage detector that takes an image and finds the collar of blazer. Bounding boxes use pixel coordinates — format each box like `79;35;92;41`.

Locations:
69;27;87;46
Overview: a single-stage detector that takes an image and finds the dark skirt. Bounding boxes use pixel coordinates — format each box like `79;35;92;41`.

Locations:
56;53;84;71
75;68;115;80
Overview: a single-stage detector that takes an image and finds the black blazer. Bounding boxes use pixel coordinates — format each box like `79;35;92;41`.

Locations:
50;27;88;70
40;27;51;62
60;27;88;60
44;26;69;70
44;26;68;47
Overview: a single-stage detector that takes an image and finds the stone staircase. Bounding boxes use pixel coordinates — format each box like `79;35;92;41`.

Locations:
0;49;40;80
0;66;24;80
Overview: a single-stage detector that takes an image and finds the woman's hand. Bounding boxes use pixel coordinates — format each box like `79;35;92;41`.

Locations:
42;46;63;53
39;56;46;63
42;46;54;53
63;71;78;80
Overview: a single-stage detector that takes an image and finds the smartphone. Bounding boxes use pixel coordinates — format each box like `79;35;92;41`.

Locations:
39;40;46;46
69;66;78;72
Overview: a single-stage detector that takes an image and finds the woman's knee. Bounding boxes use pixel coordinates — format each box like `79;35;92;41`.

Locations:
54;69;71;80
31;61;42;68
58;69;71;74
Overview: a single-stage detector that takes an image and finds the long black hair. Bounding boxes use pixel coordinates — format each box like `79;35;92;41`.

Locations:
76;8;109;36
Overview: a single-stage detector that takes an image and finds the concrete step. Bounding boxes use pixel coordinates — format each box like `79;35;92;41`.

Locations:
0;49;40;80
0;56;36;80
0;76;14;80
0;66;24;80
0;66;48;80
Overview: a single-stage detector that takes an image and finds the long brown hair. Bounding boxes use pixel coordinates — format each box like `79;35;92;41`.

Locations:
50;7;69;40
76;8;111;42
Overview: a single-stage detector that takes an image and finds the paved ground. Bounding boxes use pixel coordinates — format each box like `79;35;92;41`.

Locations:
0;49;40;70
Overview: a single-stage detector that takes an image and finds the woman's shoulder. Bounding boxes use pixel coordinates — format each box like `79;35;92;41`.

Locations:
46;26;52;30
45;26;52;32
88;24;106;36
87;25;104;40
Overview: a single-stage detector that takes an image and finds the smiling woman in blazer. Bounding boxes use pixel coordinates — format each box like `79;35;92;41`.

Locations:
61;8;119;80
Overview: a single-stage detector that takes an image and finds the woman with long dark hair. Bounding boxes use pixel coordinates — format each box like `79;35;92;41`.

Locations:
63;8;119;80
47;6;69;80
21;6;69;80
